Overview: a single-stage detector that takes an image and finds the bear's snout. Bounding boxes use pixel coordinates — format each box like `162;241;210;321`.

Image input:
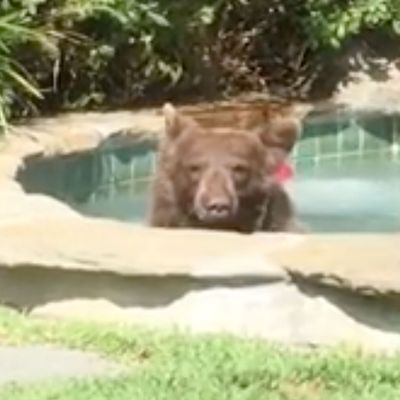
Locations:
193;168;238;223
203;197;231;220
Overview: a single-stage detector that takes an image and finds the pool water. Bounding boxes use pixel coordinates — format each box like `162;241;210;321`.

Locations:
288;154;400;232
17;109;400;233
67;153;400;233
74;180;151;224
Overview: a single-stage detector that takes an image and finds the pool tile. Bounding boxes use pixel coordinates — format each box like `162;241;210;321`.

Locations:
340;124;360;153
294;157;317;171
303;116;339;136
364;131;389;151
356;113;393;150
94;183;114;201
319;132;339;156
296;137;318;158
300;121;316;140
393;116;400;145
95;152;116;186
109;147;136;183
114;176;134;192
335;111;352;131
60;154;96;202
133;153;154;180
113;179;134;194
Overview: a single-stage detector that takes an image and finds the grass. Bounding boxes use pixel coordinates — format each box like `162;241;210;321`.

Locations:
1;306;400;399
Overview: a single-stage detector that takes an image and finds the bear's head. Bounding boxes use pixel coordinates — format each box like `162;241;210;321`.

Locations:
160;103;301;229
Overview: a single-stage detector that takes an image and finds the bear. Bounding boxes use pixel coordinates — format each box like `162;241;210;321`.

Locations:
148;103;304;233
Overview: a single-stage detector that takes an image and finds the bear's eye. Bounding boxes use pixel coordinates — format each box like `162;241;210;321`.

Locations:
232;164;249;181
186;163;202;179
188;164;201;173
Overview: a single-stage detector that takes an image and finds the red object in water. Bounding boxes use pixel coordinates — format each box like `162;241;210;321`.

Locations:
273;162;294;184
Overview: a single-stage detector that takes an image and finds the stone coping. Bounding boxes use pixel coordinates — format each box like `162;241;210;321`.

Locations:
0;212;295;280
269;234;400;296
0;209;398;296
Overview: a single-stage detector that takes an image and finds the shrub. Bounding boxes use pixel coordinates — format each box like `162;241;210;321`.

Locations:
303;0;400;48
0;7;44;132
0;0;399;130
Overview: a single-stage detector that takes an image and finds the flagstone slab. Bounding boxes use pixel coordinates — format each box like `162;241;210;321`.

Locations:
269;234;400;295
0;346;124;384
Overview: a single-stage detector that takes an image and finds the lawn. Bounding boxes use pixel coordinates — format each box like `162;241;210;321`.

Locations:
1;306;400;400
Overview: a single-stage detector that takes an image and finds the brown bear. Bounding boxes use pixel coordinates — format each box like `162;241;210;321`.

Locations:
148;103;304;233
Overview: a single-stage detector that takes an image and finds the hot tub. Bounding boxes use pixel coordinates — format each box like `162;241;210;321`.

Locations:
16;108;400;233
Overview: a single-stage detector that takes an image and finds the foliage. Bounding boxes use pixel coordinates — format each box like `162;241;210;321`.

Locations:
0;6;47;132
0;0;399;129
303;0;400;48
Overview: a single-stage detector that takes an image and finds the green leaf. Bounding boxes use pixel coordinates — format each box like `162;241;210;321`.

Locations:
336;22;346;39
198;6;216;26
393;19;400;34
146;10;170;27
2;65;42;99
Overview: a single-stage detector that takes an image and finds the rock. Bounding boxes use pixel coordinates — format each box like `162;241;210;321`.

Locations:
0;191;79;226
268;235;400;296
335;62;400;113
0;215;293;279
0;346;124;384
5;269;400;355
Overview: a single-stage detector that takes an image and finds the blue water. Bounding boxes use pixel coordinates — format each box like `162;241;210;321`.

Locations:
72;154;400;233
287;154;400;232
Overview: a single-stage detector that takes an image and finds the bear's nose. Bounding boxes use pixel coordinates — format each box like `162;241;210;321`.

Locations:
205;199;231;218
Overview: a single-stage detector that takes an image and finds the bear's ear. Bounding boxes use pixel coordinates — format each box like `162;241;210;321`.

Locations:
163;103;201;140
254;117;301;171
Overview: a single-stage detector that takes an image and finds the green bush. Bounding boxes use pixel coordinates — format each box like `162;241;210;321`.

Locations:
0;0;399;131
303;0;400;48
0;5;48;132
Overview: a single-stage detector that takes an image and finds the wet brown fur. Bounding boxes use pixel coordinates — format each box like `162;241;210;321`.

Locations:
148;103;304;233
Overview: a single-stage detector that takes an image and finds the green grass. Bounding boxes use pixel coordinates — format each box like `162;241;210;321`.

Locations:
1;306;400;400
